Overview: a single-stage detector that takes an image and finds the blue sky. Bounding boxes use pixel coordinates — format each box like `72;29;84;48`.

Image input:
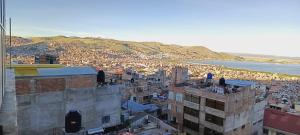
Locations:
7;0;300;57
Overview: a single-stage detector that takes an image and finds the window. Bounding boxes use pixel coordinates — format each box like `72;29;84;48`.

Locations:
205;113;224;126
175;93;183;102
263;128;268;134
168;91;174;100
184;106;199;117
206;98;225;111
184;93;200;104
168;104;172;110
183;119;199;131
191;95;200;104
185;93;191;101
102;116;110;124
176;106;182;113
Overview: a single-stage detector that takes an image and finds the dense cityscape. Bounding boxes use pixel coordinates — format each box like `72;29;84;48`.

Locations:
1;0;300;135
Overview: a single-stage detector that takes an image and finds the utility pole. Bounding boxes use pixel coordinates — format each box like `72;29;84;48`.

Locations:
9;18;11;68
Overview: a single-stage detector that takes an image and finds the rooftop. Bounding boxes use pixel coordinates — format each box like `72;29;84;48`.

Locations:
264;108;300;134
12;64;97;77
38;67;96;76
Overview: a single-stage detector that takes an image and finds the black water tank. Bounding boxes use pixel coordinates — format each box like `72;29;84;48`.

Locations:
65;110;82;133
97;70;105;84
219;77;226;87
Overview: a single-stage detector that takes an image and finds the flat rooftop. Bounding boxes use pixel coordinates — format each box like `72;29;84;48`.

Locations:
185;79;255;96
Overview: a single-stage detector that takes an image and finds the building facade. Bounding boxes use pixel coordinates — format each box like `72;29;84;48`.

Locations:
168;66;189;131
182;80;262;135
15;66;122;134
171;66;188;85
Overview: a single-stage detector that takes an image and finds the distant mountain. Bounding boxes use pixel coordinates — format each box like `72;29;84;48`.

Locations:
8;36;242;61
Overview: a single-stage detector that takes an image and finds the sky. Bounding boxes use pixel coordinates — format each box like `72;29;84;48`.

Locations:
7;0;300;57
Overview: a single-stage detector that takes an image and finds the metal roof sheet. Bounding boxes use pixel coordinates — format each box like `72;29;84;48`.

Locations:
225;79;255;87
38;67;97;76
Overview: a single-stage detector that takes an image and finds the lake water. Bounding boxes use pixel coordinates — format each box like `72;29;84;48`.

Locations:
191;60;300;75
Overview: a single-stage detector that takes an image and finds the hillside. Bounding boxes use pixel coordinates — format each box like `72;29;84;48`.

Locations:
8;36;242;61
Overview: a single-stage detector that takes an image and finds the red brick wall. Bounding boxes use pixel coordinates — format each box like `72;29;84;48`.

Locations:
67;75;96;89
16;75;96;95
36;78;66;93
16;79;31;95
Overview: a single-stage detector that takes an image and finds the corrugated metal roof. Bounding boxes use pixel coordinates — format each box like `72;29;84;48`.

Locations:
225;79;255;87
264;108;300;134
38;67;97;76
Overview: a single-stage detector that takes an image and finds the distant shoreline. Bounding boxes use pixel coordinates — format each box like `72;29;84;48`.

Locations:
187;60;300;77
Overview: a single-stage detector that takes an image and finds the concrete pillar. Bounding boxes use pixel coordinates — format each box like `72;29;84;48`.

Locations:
0;70;18;135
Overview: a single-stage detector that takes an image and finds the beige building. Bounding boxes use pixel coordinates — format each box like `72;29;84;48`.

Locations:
171;66;188;85
168;66;189;131
182;79;263;135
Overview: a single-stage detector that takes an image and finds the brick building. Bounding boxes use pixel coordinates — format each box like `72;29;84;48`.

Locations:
15;66;122;134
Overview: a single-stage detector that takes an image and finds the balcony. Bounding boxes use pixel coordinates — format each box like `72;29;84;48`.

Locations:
204;107;225;118
184;113;199;124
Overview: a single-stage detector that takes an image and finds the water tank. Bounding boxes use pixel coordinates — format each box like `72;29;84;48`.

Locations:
97;70;105;84
207;73;213;80
65;110;82;133
219;77;226;87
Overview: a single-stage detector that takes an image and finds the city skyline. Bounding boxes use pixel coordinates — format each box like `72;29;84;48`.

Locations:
7;0;300;57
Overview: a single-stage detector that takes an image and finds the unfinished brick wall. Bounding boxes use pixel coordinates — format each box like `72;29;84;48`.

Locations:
16;75;96;95
67;75;96;89
16;79;31;95
36;78;66;93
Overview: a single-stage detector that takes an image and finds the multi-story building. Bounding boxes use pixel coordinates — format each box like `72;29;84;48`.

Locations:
168;66;189;131
182;79;263;135
171;66;188;85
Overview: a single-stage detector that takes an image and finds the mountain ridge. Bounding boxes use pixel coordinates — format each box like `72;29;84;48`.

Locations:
8;36;242;61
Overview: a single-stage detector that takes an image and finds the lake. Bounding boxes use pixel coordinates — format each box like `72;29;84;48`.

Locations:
190;60;300;75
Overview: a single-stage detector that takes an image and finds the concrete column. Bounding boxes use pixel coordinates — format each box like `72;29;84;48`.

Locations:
0;70;18;135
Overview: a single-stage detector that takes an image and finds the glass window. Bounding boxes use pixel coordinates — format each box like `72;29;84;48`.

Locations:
184;106;199;118
185;93;200;104
175;93;183;102
206;98;225;111
184;93;191;101
168;91;174;100
183;119;199;131
176;106;182;113
168;104;172;110
205;113;224;126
